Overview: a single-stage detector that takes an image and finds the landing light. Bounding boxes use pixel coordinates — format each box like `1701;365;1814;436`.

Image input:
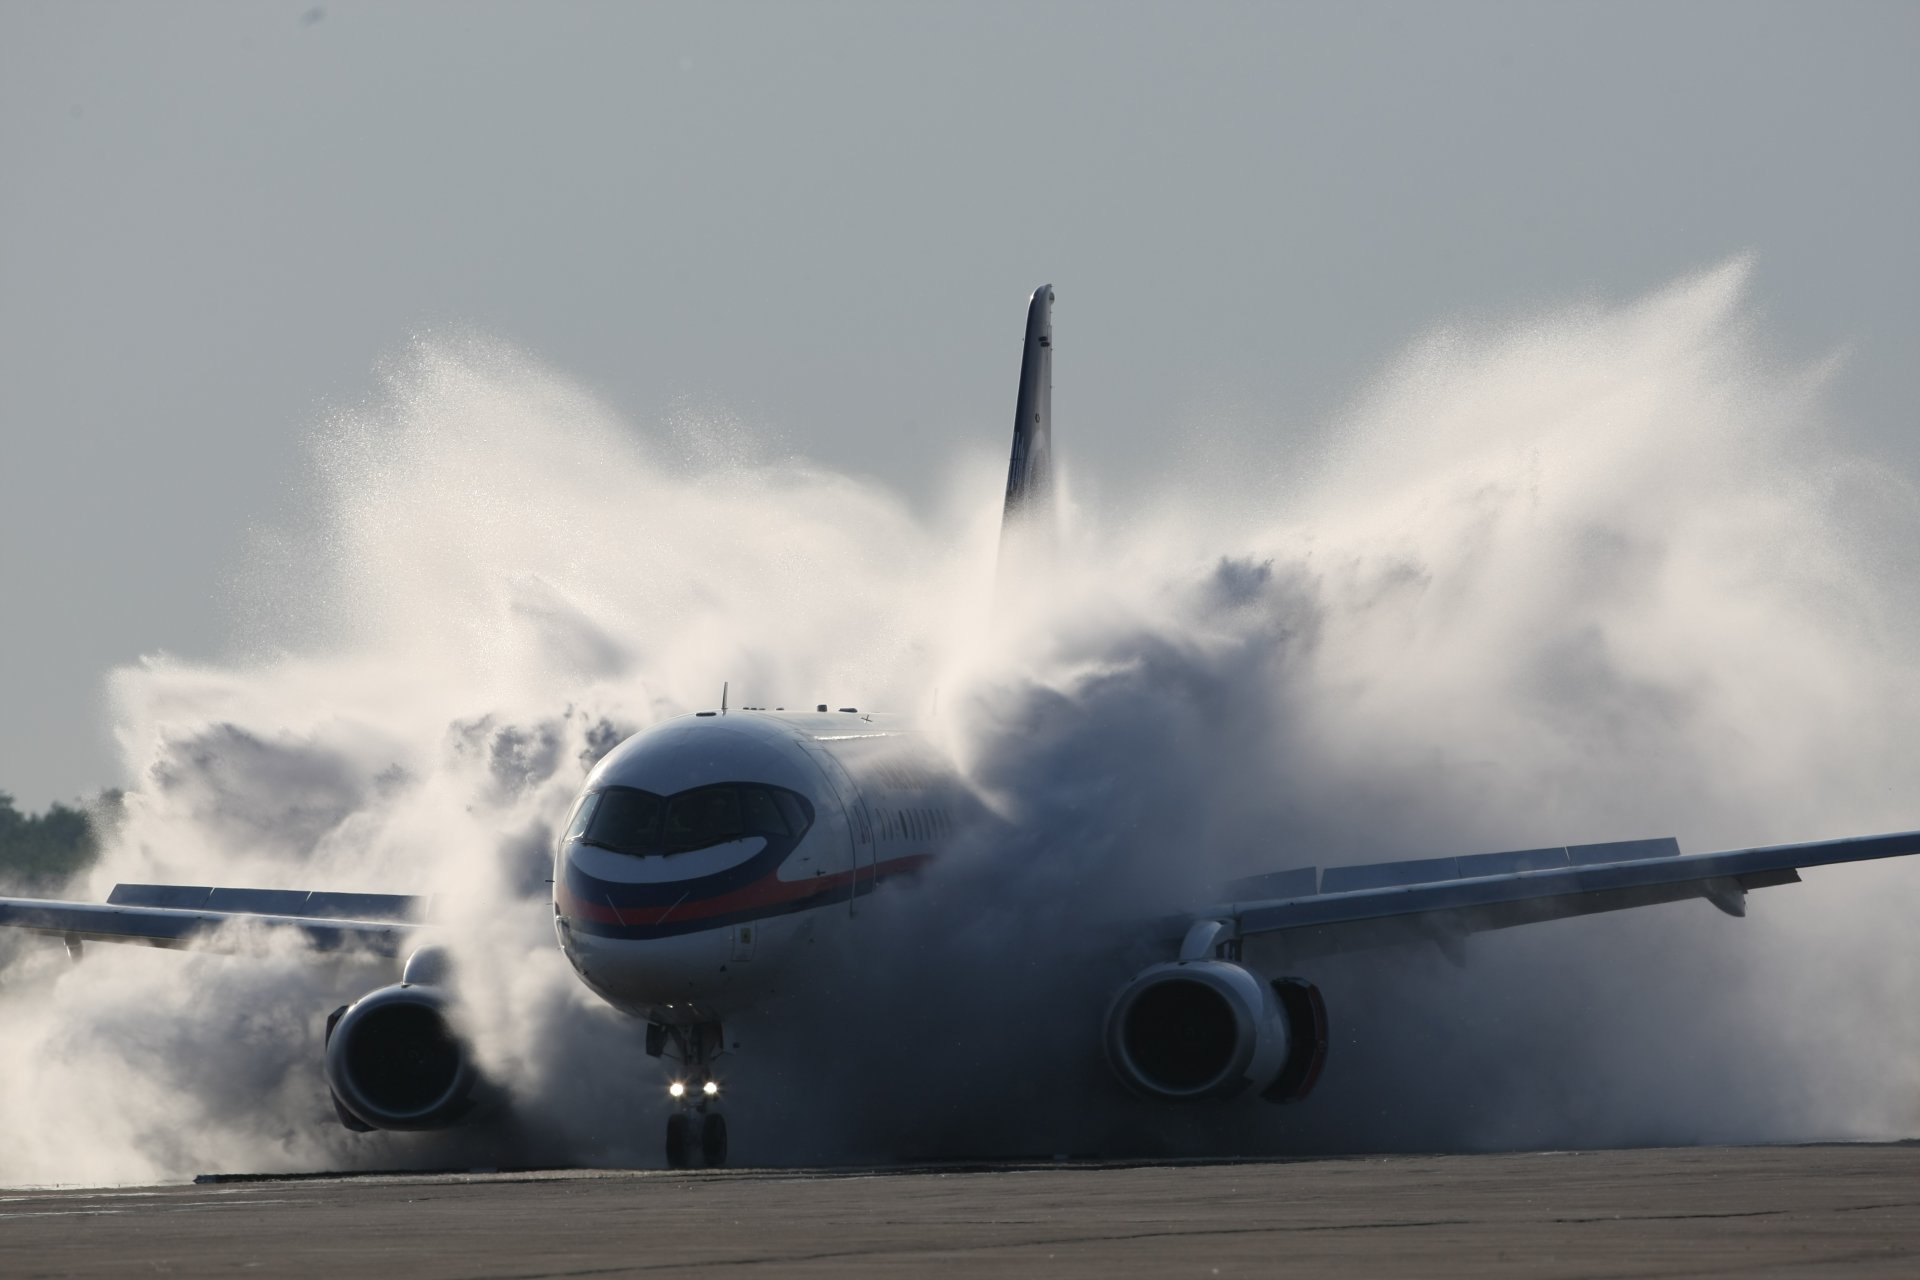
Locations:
668;1081;686;1099
702;1080;720;1097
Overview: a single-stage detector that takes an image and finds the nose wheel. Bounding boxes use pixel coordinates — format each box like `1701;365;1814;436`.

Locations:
664;1108;729;1169
652;1020;729;1169
665;1111;694;1168
700;1111;728;1166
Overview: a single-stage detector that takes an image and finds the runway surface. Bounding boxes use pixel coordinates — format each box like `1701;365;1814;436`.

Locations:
3;1144;1918;1278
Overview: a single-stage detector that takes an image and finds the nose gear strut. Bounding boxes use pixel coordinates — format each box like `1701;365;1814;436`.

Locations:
651;1020;728;1168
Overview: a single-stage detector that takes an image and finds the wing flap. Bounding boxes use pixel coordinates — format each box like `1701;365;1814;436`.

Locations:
1222;866;1319;902
0;895;416;956
107;883;423;921
1317;837;1680;894
1218;829;1920;958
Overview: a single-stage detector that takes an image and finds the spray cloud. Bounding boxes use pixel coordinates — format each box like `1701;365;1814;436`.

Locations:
2;260;1916;1183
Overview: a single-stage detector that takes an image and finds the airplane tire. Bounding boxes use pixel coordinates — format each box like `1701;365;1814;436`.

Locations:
701;1111;728;1168
665;1112;696;1169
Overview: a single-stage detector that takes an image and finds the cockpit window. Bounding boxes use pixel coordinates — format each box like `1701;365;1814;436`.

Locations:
663;787;742;852
577;783;812;857
582;788;664;856
563;791;601;843
741;787;791;838
770;789;809;834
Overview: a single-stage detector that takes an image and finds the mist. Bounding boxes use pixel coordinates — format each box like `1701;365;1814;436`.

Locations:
3;260;1917;1185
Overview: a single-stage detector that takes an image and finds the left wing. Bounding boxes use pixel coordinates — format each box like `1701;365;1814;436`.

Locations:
0;883;424;957
1173;830;1920;962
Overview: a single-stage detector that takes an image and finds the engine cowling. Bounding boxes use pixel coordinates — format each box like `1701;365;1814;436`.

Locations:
323;982;481;1131
1103;961;1327;1103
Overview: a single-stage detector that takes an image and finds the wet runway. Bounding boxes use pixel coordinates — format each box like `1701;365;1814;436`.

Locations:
4;1143;1918;1278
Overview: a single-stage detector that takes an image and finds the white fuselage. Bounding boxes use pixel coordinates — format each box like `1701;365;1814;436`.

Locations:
551;710;966;1025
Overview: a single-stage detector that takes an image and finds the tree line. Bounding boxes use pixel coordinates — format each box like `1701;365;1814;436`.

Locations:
0;791;120;892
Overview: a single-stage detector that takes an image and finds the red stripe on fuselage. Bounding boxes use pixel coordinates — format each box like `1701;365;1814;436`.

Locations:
559;853;933;928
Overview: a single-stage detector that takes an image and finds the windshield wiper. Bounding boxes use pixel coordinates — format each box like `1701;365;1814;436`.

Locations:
578;836;656;857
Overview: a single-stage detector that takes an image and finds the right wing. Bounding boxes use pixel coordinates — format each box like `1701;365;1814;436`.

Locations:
0;883;424;957
1173;830;1920;963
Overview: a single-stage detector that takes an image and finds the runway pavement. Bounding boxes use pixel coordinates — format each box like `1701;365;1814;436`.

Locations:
3;1143;1917;1278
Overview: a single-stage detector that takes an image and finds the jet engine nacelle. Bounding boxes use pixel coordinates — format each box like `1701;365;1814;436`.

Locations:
323;978;482;1132
1103;960;1327;1103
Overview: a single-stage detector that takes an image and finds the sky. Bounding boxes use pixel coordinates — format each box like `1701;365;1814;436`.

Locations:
2;0;1916;811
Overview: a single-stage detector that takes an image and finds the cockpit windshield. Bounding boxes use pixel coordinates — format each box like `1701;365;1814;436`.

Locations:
577;783;812;857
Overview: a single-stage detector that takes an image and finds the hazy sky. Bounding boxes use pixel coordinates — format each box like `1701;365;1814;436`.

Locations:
2;1;1916;809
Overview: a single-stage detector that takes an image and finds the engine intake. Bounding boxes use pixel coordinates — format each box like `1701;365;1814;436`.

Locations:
1104;961;1326;1103
324;983;480;1131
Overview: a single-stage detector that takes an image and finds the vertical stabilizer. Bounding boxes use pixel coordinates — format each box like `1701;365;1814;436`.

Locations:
1000;285;1055;551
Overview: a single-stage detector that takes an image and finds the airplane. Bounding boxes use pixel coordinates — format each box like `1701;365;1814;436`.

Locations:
5;284;1920;1170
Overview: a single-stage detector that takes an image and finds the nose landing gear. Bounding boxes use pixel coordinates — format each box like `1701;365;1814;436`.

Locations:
666;1107;728;1169
651;1020;729;1169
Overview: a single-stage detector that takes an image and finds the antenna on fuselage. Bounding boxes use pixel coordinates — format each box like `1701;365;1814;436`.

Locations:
721;681;728;715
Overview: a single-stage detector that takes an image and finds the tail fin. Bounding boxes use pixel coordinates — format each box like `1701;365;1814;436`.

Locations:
1000;284;1055;550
